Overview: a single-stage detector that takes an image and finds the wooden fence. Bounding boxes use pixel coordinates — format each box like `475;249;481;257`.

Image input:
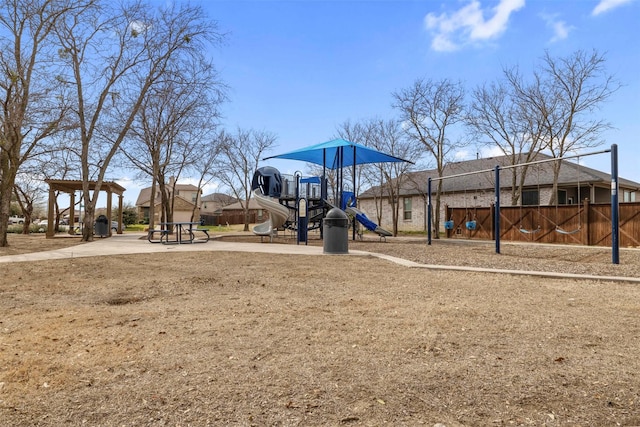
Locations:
201;212;259;226
444;200;640;248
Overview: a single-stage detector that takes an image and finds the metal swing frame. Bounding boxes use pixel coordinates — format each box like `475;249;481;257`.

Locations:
426;144;621;264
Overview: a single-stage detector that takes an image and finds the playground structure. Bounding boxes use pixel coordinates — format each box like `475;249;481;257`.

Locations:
428;144;622;264
250;166;392;241
250;138;409;242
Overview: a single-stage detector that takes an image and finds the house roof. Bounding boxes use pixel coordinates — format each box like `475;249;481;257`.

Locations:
201;193;237;205
221;197;263;211
360;153;640;198
135;183;199;206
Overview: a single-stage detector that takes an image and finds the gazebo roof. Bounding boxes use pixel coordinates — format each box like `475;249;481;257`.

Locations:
45;179;126;195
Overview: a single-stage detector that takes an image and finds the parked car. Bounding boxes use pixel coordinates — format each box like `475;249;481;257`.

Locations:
111;221;119;231
34;220;70;232
9;215;25;224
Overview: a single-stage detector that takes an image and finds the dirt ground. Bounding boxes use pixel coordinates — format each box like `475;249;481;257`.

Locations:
1;233;639;426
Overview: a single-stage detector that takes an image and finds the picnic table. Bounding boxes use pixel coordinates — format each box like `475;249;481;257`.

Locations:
148;222;210;244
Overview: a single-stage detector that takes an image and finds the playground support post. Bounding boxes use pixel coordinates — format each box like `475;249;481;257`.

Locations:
494;165;500;254
611;143;619;264
427;178;432;245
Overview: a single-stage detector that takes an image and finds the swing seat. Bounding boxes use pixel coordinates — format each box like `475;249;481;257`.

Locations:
556;226;581;235
519;226;540;234
465;220;476;230
444;220;454;230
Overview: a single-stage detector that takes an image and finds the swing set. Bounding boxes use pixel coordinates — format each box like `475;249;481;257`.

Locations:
518;159;583;236
443;187;478;232
427;144;622;265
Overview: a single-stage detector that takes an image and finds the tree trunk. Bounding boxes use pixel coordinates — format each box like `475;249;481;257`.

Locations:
0;136;20;247
82;196;95;242
433;179;444;239
0;175;13;247
549;160;562;205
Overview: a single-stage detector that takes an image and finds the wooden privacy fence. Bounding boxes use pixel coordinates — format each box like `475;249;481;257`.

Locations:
444;200;640;248
201;212;259;226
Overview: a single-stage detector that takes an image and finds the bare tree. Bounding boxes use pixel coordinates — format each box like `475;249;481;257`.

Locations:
12;173;46;232
334;120;383;223
0;0;74;246
33;140;81;231
121;54;224;229
215;128;277;231
363;118;420;235
189;138;222;223
54;0;222;241
466;79;547;205
392;78;466;237
507;49;619;204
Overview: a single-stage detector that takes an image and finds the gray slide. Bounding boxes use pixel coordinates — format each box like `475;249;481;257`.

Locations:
252;188;290;237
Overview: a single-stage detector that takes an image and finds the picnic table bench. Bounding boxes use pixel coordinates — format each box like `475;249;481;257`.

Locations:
147;222;209;244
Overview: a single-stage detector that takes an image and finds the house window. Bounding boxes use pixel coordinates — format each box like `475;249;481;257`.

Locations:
403;197;412;220
521;190;539;206
624;190;636;202
192;193;197;203
557;189;567;205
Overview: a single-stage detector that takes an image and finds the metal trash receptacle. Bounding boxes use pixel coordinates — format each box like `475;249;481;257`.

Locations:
323;208;349;254
95;214;109;237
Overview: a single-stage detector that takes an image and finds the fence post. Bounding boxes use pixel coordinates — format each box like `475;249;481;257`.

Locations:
583;198;590;246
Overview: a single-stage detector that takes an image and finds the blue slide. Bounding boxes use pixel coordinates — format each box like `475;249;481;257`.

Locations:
345;206;393;237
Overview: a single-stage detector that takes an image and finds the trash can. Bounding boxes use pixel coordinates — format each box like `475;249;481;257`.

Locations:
323;208;349;254
95;214;109;237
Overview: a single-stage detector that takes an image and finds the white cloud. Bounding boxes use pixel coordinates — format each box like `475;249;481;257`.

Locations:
454;149;472;160
592;0;635;16
540;13;574;43
424;0;526;52
480;145;508;158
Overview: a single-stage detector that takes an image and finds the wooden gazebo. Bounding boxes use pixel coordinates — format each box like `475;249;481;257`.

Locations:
44;179;126;238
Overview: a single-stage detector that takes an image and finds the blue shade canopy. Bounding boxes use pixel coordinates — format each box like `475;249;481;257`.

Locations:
263;138;413;169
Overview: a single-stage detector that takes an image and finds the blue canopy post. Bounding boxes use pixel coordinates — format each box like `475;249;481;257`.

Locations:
321;149;327;239
352;144;357;241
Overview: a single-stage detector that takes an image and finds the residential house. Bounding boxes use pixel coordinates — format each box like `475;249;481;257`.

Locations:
135;179;201;224
200;193;238;215
199;193;239;226
358;153;640;233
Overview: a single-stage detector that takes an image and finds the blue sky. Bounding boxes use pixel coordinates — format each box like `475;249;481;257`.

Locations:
118;0;639;204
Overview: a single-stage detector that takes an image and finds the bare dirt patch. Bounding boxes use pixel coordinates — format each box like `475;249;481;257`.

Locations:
1;233;639;426
0;234;84;256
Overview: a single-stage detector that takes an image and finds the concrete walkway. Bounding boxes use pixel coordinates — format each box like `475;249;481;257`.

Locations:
0;233;405;263
2;232;639;284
